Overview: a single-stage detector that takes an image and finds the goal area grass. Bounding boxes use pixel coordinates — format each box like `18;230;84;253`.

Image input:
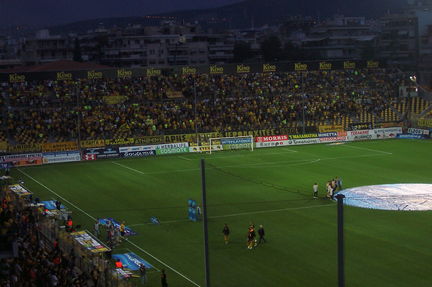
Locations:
12;139;432;287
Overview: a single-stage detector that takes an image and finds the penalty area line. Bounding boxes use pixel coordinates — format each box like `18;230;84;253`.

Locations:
210;203;332;218
112;161;147;175
177;155;192;161
129;204;333;227
17;168;201;287
343;144;393;155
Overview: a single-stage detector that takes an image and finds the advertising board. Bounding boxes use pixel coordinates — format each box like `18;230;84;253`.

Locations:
119;145;154;153
122;150;156;158
189;145;223;152
83;147;120;159
43;151;81;164
156;147;189;155
396;134;424;139
407;128;430;136
255;135;289;142
319;136;347;143
0;153;43;167
255;140;294;148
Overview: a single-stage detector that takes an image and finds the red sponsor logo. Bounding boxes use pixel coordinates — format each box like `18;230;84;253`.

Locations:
255;135;289;142
84;154;96;161
350;130;369;135
337;131;347;137
320;136;347;142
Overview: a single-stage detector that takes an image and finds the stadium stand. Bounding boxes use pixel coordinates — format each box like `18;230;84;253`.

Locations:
2;68;428;146
0;184;129;287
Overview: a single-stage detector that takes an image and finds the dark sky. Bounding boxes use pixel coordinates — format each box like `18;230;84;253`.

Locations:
0;0;242;27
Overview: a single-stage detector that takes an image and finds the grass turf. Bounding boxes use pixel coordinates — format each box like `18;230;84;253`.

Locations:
12;139;432;287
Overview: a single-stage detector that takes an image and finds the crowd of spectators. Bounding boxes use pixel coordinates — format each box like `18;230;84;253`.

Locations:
0;69;411;143
0;189;100;286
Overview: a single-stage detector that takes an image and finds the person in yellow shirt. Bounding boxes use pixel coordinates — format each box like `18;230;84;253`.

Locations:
119;221;126;237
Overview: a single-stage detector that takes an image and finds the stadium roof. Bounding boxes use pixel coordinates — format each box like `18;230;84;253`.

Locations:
0;60;111;73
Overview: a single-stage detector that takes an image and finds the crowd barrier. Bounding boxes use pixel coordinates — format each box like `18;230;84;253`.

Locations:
2;126;430;167
3;123;405;154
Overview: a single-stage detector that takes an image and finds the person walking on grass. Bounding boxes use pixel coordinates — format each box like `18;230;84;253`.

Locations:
313;183;318;199
222;223;230;244
258;225;266;244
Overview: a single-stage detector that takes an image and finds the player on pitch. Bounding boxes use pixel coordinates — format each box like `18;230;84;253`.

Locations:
247;224;256;249
222;223;230;244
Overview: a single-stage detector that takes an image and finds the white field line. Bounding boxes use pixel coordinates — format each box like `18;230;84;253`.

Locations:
112;150;392;176
343;144;393;155
112;161;147;175
173;149;299;161
17;169;97;221
129;204;333;227
17;168;201;287
112;158;321;176
177;156;192;161
210;203;332;218
205;149;299;159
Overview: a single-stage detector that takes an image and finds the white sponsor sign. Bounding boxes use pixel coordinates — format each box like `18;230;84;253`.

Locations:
347;130;371;136
319;136;347;143
374;127;402;139
407;128;429;135
255;140;294;148
292;138;321;145
189;145;223;153
119;142;189;153
347;133;377;141
43;151;81;164
119;145;154;153
156;142;189;149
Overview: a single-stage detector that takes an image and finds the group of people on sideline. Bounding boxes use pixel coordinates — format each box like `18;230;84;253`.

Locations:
313;177;343;200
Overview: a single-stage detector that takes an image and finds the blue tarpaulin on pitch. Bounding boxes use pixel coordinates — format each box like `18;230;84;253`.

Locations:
112;252;153;270
98;218;137;236
41;200;65;210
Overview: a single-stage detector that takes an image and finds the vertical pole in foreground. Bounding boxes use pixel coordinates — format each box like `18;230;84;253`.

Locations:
336;194;346;287
194;80;199;146
201;159;211;287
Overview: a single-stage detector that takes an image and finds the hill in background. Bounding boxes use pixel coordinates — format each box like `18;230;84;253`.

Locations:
48;0;407;35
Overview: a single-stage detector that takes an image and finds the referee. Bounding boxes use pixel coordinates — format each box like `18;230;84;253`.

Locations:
258;225;266;244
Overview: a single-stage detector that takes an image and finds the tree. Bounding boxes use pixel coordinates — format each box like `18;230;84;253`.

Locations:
73;38;82;62
233;41;252;63
261;36;282;62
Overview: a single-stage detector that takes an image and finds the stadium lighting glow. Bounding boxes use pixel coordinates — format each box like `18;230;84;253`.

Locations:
338;184;432;211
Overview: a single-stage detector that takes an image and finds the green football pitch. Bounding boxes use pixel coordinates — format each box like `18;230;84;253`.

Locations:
12;139;432;287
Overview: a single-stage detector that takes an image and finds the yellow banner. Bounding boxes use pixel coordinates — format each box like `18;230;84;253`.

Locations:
418;118;432;128
318;125;344;133
0;141;7;152
381;122;403;128
133;136;164;145
104;138;135;146
81;139;106;148
42;141;78;152
8;143;42;153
